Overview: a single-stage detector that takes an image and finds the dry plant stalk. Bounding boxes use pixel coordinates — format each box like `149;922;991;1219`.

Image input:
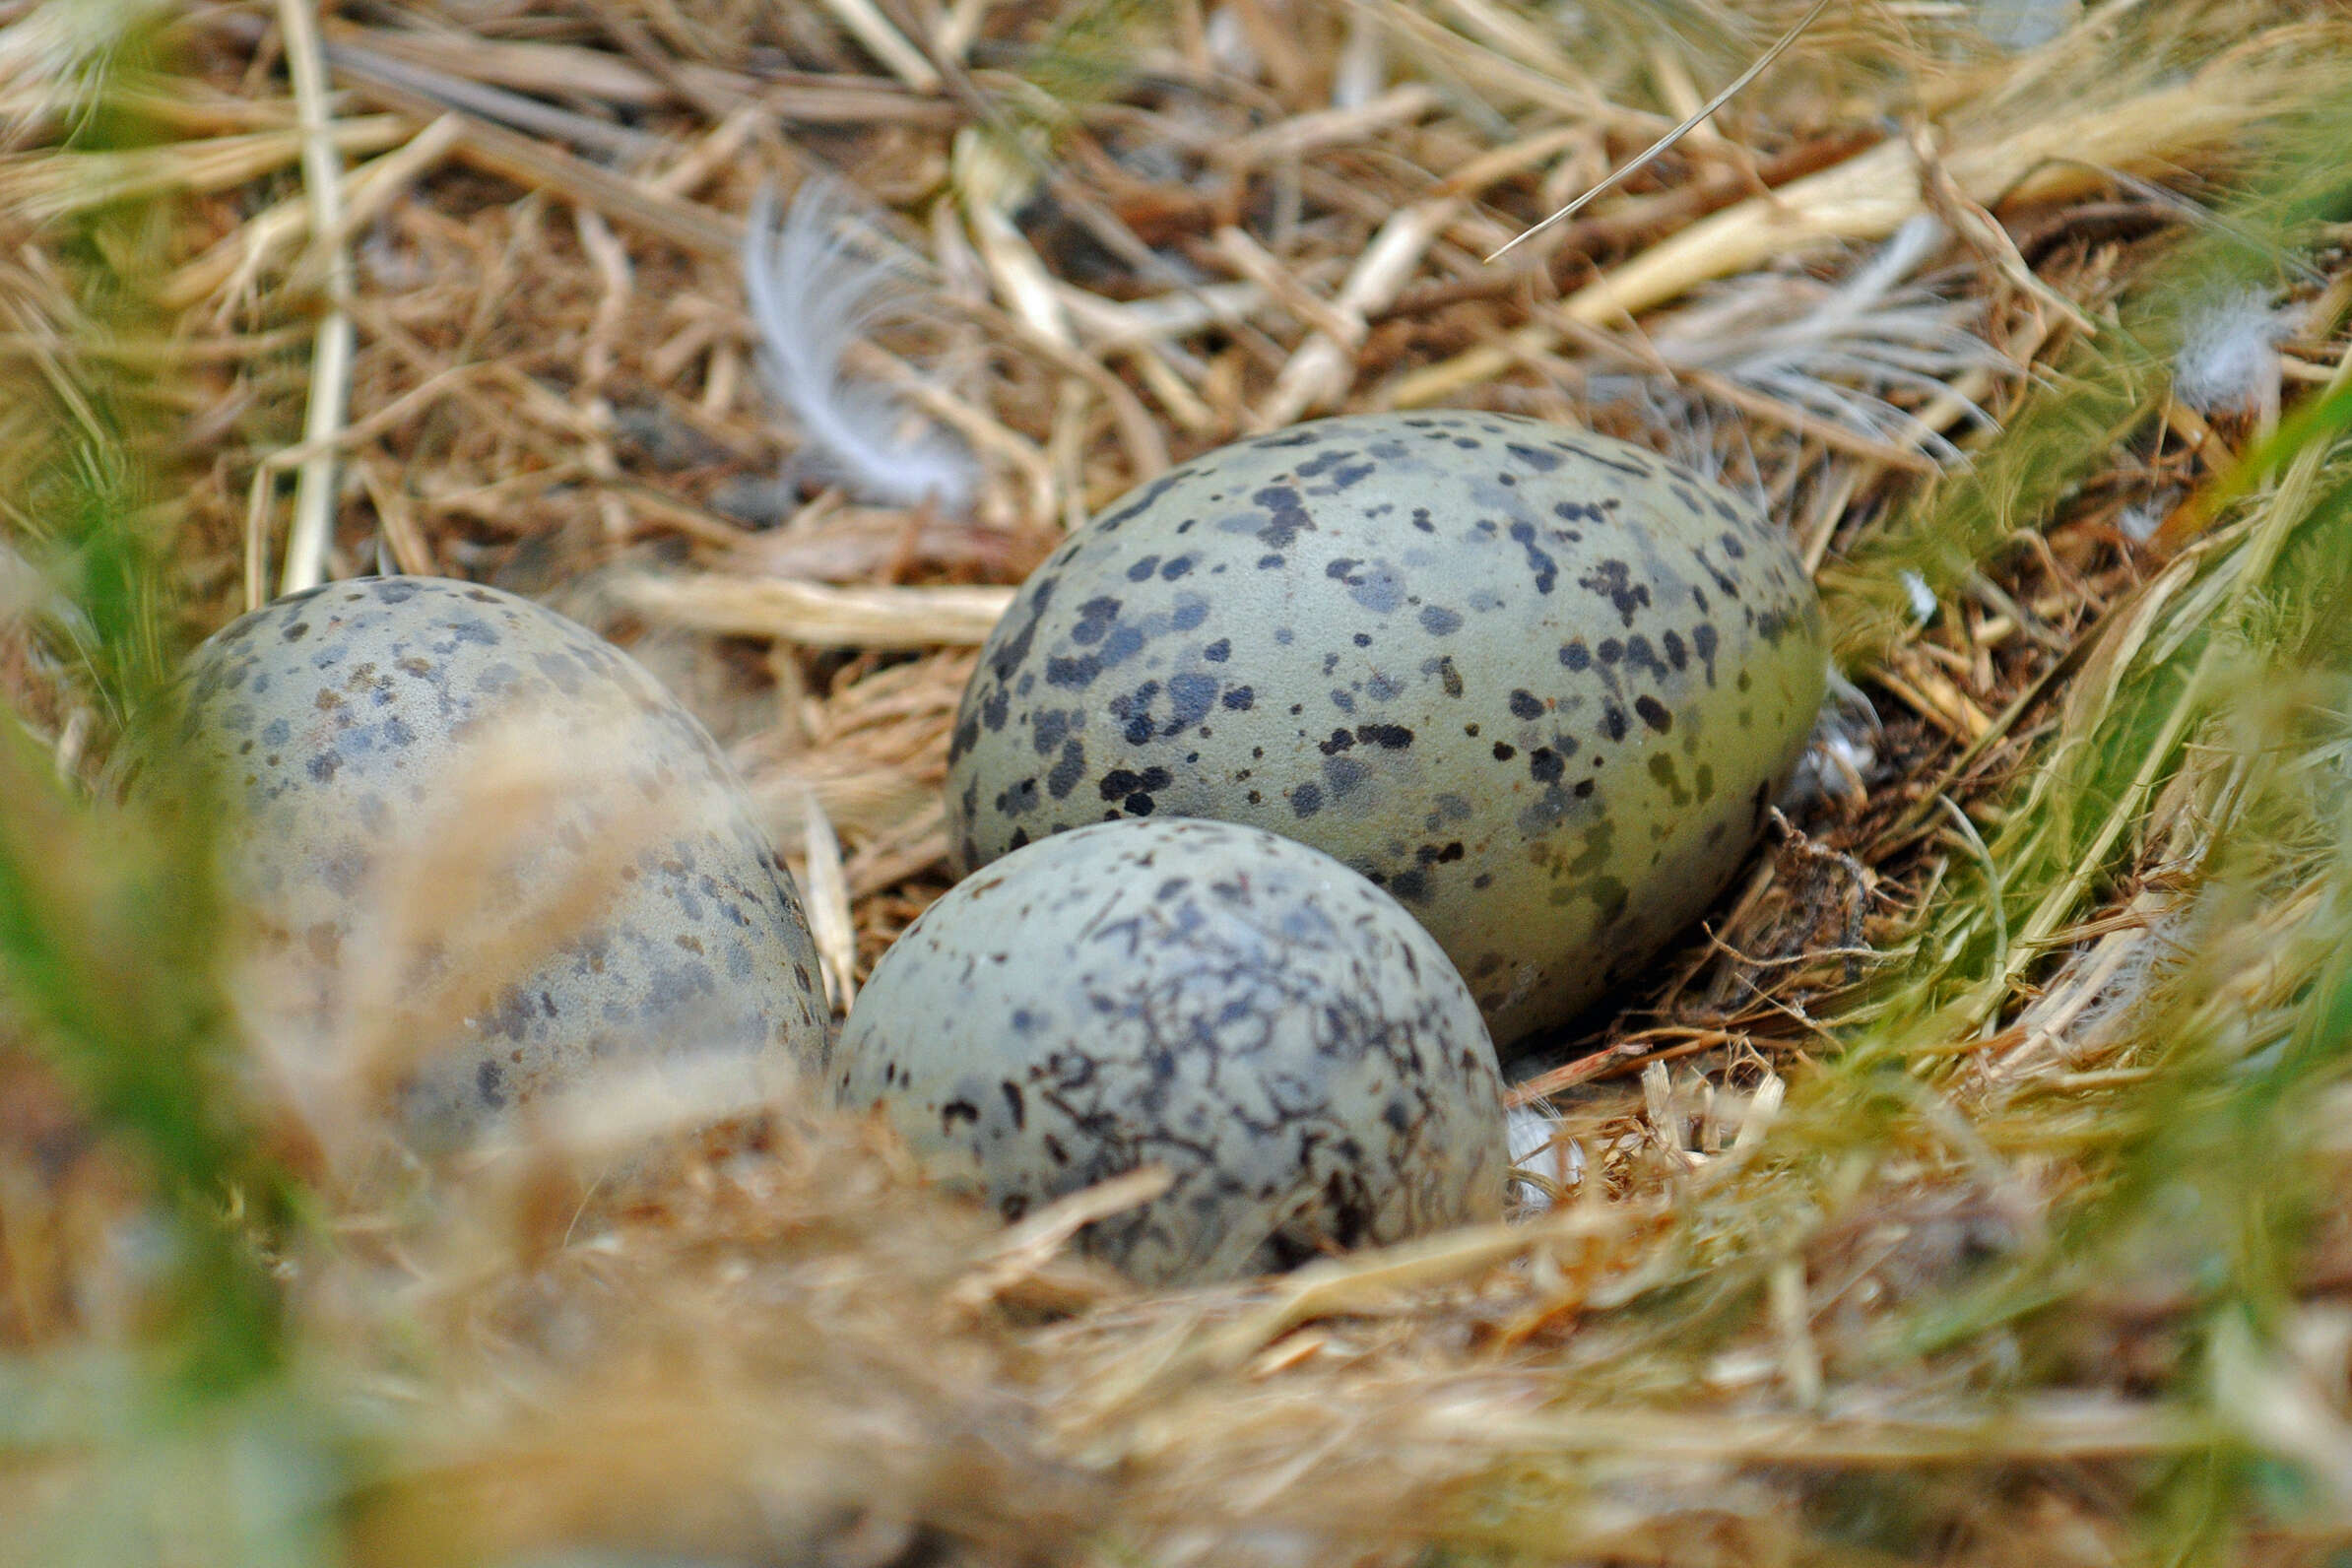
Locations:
611;572;1014;648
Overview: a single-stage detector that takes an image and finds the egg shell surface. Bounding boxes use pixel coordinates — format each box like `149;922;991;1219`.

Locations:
177;575;831;1145
835;817;1505;1286
947;411;1827;1046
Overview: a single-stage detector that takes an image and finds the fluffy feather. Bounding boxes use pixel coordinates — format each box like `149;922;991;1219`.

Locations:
1974;0;2079;51
1602;216;2012;466
1620;380;1772;515
1900;568;1938;623
2119;488;2181;545
0;0;167;144
742;179;976;512
1507;1102;1579;1214
2173;285;2297;415
1784;666;1884;812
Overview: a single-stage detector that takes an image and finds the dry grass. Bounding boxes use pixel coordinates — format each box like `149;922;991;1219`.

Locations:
8;0;2352;1563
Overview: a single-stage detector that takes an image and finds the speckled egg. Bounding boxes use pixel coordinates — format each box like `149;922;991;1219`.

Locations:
835;817;1505;1285
176;575;831;1146
947;411;1827;1046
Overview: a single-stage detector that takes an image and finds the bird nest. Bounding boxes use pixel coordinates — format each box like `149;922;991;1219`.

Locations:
7;1;2352;1563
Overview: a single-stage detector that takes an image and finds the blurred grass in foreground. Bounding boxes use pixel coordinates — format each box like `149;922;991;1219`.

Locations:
0;0;285;1418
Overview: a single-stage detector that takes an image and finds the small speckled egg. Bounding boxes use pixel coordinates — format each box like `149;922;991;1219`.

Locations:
947;411;1827;1047
176;575;831;1145
834;817;1505;1285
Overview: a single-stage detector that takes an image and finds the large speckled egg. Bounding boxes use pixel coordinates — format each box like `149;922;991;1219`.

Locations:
176;575;831;1146
947;411;1827;1047
835;817;1505;1285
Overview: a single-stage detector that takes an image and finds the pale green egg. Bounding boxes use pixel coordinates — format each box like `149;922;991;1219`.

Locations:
835;817;1505;1286
177;575;831;1146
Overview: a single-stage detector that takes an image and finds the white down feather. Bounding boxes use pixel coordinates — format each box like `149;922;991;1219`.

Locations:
1597;216;2012;470
742;178;976;512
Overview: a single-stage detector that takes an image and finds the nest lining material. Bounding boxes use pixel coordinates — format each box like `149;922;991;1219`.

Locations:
5;2;2352;1564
